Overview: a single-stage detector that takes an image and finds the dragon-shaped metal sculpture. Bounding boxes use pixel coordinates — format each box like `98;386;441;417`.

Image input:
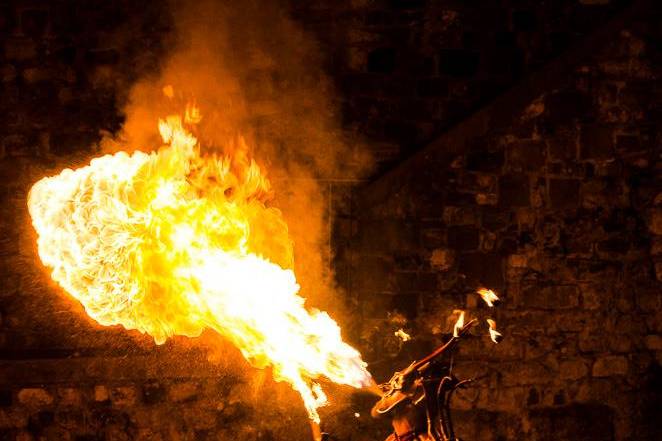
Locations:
371;319;479;441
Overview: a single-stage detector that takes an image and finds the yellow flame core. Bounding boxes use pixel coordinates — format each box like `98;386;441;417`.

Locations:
27;108;372;422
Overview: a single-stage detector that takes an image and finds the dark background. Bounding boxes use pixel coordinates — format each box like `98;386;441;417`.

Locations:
0;0;660;440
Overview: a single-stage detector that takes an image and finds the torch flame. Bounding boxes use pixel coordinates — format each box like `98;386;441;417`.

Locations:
486;319;503;344
477;288;500;307
27;104;372;423
453;311;465;338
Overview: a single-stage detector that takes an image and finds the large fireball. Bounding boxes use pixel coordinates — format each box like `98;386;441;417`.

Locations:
27;104;373;423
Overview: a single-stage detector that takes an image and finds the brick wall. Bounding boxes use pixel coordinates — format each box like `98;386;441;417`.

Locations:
294;0;622;165
337;7;662;441
1;0;660;440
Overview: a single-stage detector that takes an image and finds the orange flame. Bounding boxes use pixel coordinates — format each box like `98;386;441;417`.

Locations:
27;104;372;423
486;319;503;344
477;288;500;307
453;311;465;338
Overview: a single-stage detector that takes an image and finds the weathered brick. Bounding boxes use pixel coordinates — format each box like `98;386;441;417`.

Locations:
21;9;50;37
0;65;16;83
3;39;36;61
110;386;137;407
649;208;662;235
0;409;28;429
142;381;166;405
559;359;589;380
182;408;217;430
615;134;641;152
547;128;578;161
644;335;662;351
507;254;528;268
466;150;504;172
528;404;615;441
93;385;109;402
549;178;580;209
459;252;504;290
592;356;628;377
17;388;53;407
580;125;614;160
447;225;480;251
499;174;530;207
508;140;545;171
57;388;81;407
429;248;454;271
22;67;52;84
0;391;10;407
168;382;198;403
521;285;579;309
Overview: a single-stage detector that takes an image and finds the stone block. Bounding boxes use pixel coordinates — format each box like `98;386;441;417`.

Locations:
442;206;480;226
644;335;662;351
548;179;580;210
475;192;497;205
21;9;49;37
429;248;454;271
447;225;480;251
608;335;632;353
547;128;578;161
508;254;528;268
466;149;504;172
17;388;53;407
508;140;545;171
142;381;166;405
649;208;662;235
521;285;579;310
21;67;52;84
0;409;28;429
352;256;392;292
57;388;81;406
616;134;641;152
501;362;554;386
592;356;628;377
579;284;603;310
459;252;504;290
0;65;16;83
3;39;36;61
0;390;10;407
580;124;614;160
499;174;530;207
391;293;420;319
559;359;589;380
168;382;198;403
110;386;137;407
182;408;217;430
545;88;592;125
528;404;614;441
15;431;31;441
93;385;109;402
